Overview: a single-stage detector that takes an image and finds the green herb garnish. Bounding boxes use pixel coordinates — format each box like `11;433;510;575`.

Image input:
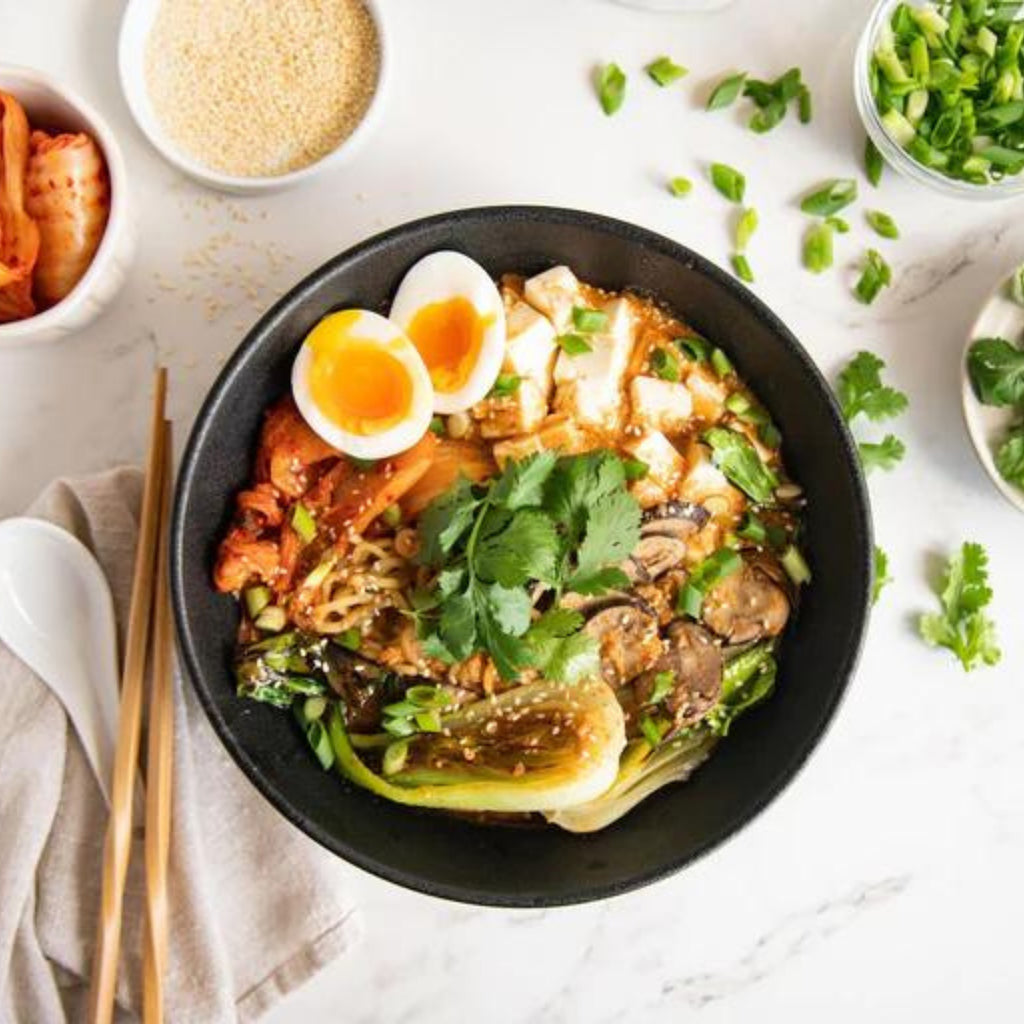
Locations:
647;55;688;87
743;67;810;133
803;222;834;274
647;670;676;705
854;249;893;304
735;207;758;252
415;451;641;681
707;72;747;110
800;178;858;217
858;435;906;473
919;542;1001;672
572;306;609;333
836;351;909;474
291;503;317;544
649;346;681;382
995;424;1024;490
490;374;522;398
967;336;1024;406
556;333;593;356
865;210;900;239
873;546;892;605
865;136;884;186
731;253;754;283
710;162;746;202
826;216;850;234
668;176;693;197
597;63;627;115
703;427;778;503
677;547;744;617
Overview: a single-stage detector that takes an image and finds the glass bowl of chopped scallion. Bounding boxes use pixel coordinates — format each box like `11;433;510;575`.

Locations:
855;0;1024;199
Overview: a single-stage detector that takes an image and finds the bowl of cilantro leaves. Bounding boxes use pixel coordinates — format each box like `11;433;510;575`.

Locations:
172;206;872;907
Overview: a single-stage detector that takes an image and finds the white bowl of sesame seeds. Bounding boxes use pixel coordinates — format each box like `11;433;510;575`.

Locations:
119;0;388;194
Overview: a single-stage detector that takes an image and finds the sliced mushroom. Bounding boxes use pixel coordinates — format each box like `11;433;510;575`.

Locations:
625;533;689;583
702;558;790;645
634;621;723;728
641;501;710;541
584;599;663;686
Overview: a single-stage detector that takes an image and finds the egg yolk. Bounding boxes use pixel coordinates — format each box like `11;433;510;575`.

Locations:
308;330;413;436
405;297;492;394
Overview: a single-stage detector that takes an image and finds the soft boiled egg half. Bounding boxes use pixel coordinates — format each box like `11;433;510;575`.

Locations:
389;251;506;414
291;309;434;460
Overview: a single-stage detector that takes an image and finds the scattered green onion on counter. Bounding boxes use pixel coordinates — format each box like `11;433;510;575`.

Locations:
668;175;693;197
731;253;755;283
735;207;759;251
865;136;885;186
866;209;901;239
647;55;688;87
854;248;893;304
710;162;746;202
597;62;627;115
803;222;835;274
873;546;893;604
707;71;748;110
800;178;858;216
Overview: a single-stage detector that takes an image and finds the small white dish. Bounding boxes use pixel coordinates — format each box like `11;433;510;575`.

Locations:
0;64;135;348
961;266;1024;515
118;0;389;195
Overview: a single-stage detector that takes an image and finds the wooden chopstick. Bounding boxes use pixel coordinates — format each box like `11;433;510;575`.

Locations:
87;369;168;1024
143;420;174;1024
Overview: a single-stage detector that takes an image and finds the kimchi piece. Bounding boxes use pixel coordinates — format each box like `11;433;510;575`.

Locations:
25;129;110;308
0;92;39;323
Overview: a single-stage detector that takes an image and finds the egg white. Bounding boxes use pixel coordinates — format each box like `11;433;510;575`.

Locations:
389;251;506;414
291;309;434;460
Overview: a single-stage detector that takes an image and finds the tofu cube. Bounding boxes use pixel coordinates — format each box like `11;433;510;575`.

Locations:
685;365;728;421
475;379;548;438
505;300;557;398
553;298;635;430
623;430;686;508
677;448;745;521
523;265;581;333
493;416;588;467
629;376;694;434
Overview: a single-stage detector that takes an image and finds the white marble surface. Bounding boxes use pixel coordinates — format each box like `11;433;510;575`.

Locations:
3;0;1024;1020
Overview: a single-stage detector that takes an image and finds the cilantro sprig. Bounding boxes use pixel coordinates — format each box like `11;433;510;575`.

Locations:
836;351;909;473
918;542;1001;672
414;452;642;681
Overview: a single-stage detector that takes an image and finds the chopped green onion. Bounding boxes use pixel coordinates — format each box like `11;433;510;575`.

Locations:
383;700;420;718
429;415;445;436
758;420;782;449
647;670;676;705
382;715;416;739
865;136;884;186
780;544;812;585
707;71;748;110
865;210;900;239
306;719;335;771
301;557;334;591
291;503;317;544
725;392;752;415
803;222;834;274
647;55;688;87
1009;264;1024;307
381;503;402;528
677;335;710;362
336;628;362;652
710;162;746;202
556;333;593;355
572;306;609;332
678;547;744;618
406;684;451;710
854;249;893;304
244;585;271;619
825;215;850;234
382;739;410;776
668;176;693;197
254;606;287;633
677;583;705;619
414;711;442;733
800;178;858;217
303;695;327;722
623;457;650;480
798;85;813;123
639;714;665;749
490;373;522;398
731;253;755;283
750;99;787;134
711;347;734;378
597;63;627;115
737;513;767;545
649;346;681;382
735;207;758;252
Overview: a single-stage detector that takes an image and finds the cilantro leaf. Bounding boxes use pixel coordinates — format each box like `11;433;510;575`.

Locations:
573;489;642;579
872;545;892;605
967;336;1024;407
568;566;631;595
837;352;909;424
416;478;479;566
439;591;477;661
858;435;905;473
477;613;532;680
525;608;600;684
995;425;1024;490
703;427;778;503
482;582;532;637
489;450;558;510
475;509;560;586
918;542;1001;672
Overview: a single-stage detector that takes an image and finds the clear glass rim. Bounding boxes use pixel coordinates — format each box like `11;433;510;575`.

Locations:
853;0;1024;202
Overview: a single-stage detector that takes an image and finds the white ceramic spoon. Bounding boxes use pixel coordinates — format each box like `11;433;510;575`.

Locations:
0;517;120;805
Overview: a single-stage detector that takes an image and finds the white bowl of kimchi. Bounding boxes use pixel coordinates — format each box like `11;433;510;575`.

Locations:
0;65;134;346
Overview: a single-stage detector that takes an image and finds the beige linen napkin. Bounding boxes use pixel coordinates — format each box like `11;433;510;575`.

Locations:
0;468;361;1022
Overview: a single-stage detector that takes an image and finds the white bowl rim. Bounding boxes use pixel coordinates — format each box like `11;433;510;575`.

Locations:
117;0;389;193
0;63;131;343
960;263;1024;515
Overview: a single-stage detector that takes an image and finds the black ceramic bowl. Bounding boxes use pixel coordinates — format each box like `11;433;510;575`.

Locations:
172;206;871;907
